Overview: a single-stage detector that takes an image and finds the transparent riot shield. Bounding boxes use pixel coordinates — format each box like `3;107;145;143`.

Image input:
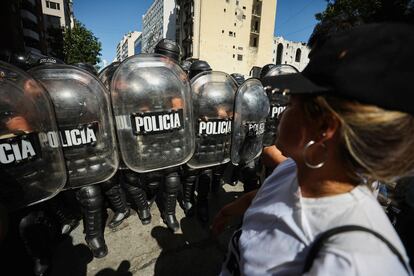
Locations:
262;64;299;147
231;78;270;165
187;71;237;169
98;61;120;90
29;64;119;188
111;54;194;173
0;61;66;210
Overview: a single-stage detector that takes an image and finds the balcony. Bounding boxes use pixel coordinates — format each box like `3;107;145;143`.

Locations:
25;0;36;7
20;10;38;23
252;11;261;17
23;28;40;41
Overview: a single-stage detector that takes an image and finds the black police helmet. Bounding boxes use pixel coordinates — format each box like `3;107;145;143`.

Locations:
189;60;212;80
154;39;180;62
230;73;245;86
259;64;276;80
72;62;98;76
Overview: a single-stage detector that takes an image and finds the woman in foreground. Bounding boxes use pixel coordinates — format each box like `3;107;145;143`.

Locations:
214;23;414;275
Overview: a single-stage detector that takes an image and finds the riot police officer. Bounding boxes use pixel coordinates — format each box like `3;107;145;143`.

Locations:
0;60;67;275
182;60;237;224
30;61;120;258
111;39;194;232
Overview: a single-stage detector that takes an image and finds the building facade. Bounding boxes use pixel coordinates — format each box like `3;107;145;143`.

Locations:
175;0;276;77
0;0;48;60
134;33;143;55
116;31;141;62
41;0;73;28
273;36;310;71
142;0;176;53
41;0;74;59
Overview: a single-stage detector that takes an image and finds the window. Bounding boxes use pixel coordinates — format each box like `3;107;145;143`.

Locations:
242;15;246;19
237;54;243;61
276;43;283;65
46;1;60;10
224;8;226;12
243;6;246;9
236;1;239;5
234;23;236;26
229;31;233;36
233;54;235;58
234;32;236;37
222;30;224;33
251;37;257;47
238;46;243;50
233;45;235;49
295;49;302;62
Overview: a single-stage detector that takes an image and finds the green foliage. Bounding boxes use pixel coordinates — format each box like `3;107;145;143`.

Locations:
63;20;102;65
315;0;414;24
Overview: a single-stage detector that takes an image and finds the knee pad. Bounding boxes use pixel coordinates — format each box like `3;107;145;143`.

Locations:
164;172;180;193
100;173;119;191
123;170;140;185
76;185;103;209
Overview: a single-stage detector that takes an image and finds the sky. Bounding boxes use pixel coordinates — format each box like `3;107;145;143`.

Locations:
73;0;328;68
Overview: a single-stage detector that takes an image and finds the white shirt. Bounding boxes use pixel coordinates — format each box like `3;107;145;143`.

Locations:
220;158;411;276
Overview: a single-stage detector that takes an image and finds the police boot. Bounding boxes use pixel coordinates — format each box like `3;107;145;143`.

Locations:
162;172;180;232
212;165;225;194
54;204;80;235
102;175;130;229
197;169;212;224
145;175;160;208
241;161;259;193
48;194;80;235
123;171;151;225
181;167;197;216
77;185;108;258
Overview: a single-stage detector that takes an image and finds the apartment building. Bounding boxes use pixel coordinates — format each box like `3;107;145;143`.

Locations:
142;0;176;53
116;31;141;62
175;0;277;77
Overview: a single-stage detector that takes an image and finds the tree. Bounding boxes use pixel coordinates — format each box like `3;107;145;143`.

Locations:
315;0;414;24
308;0;414;46
63;19;102;65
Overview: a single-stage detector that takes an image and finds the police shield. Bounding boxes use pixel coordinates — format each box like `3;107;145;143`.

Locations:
187;71;237;169
111;54;194;173
98;61;120;90
262;64;299;147
231;78;270;165
29;64;119;188
0;61;66;210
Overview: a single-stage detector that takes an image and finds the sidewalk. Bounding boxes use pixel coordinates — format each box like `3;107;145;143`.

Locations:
63;183;244;276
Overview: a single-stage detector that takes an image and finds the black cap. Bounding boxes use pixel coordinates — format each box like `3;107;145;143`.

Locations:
154;39;180;62
189;60;212;80
262;23;414;115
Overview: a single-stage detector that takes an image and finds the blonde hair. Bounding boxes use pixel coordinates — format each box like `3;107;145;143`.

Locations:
302;95;414;183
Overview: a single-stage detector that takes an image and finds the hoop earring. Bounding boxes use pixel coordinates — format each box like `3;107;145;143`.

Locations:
303;140;327;169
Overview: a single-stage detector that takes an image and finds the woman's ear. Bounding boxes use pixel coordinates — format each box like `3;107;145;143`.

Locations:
318;114;340;143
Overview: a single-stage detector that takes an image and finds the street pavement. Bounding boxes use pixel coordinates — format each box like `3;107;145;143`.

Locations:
64;182;244;276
